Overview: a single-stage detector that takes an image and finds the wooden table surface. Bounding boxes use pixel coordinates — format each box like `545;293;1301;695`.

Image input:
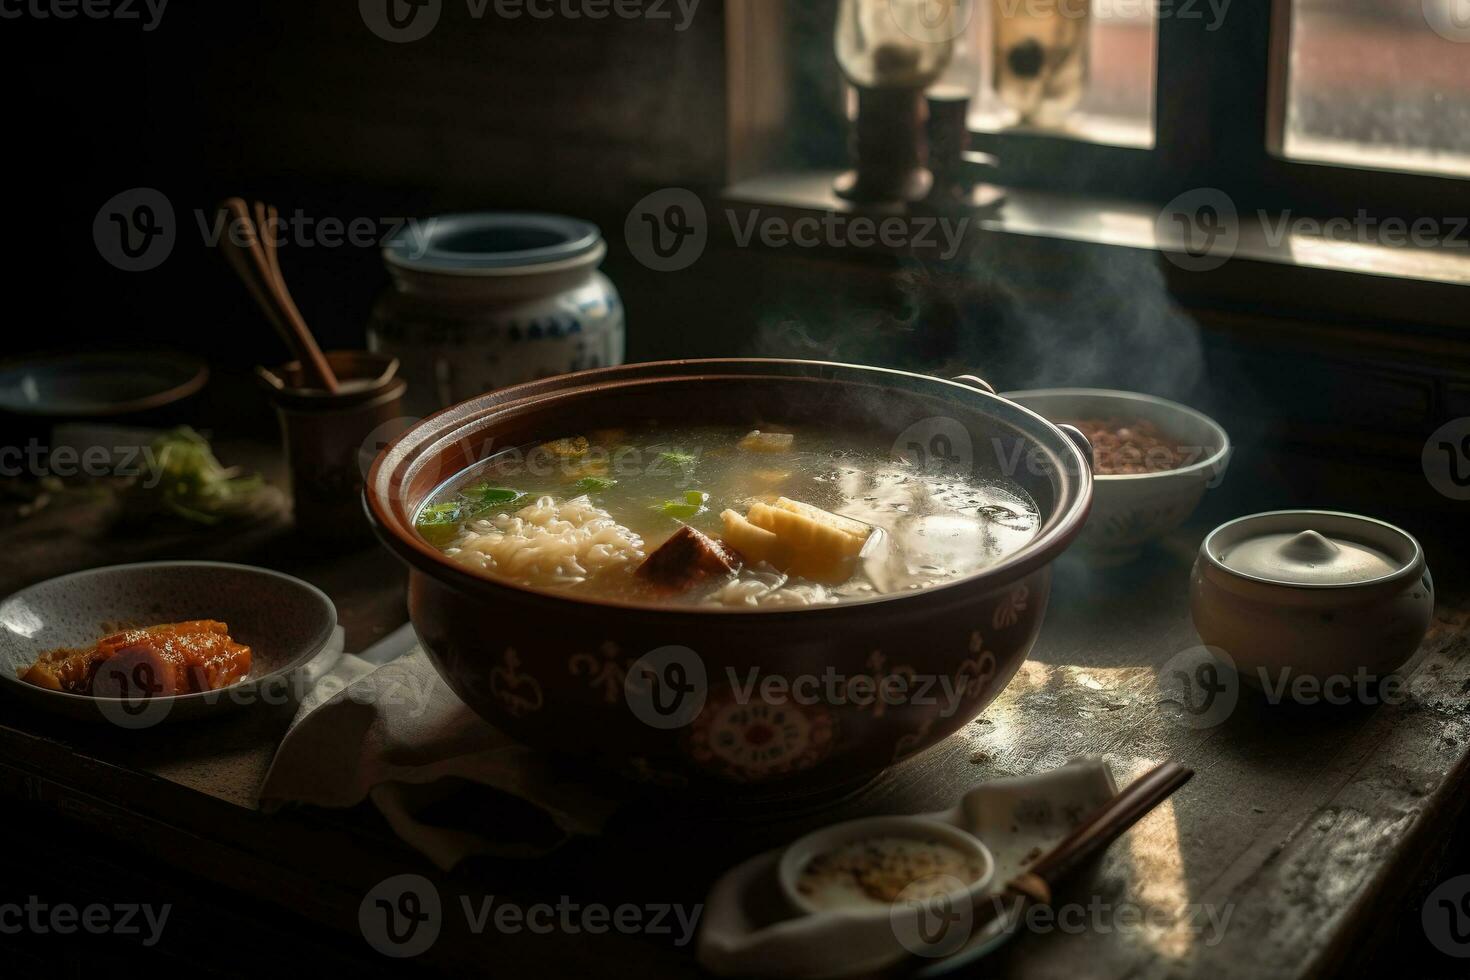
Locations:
1;441;1467;978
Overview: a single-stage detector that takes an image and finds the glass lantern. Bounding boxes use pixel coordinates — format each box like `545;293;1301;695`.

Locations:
834;0;958;203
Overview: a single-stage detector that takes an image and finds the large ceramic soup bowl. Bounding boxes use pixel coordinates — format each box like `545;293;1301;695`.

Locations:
366;359;1093;801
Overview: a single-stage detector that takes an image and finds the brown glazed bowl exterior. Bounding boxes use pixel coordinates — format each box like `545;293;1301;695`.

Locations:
365;359;1092;802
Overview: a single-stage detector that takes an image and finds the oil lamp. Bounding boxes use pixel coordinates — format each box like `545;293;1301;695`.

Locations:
924;0;981;204
833;0;958;203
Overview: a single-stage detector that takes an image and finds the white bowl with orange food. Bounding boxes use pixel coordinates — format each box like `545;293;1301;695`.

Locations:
0;561;338;726
1003;389;1232;564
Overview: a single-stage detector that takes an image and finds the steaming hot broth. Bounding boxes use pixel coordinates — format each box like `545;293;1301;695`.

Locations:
416;423;1040;608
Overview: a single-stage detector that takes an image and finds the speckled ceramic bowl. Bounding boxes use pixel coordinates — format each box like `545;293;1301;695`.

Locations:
367;359;1094;802
0;562;339;726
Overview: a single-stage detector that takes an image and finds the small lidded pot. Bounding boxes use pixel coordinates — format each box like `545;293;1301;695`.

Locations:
1191;511;1434;686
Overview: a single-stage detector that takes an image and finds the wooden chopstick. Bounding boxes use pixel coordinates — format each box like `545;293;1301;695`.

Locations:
253;201;334;392
219;197;340;393
1029;761;1193;884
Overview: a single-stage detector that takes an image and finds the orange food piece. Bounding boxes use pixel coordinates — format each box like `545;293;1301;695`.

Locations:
20;620;252;697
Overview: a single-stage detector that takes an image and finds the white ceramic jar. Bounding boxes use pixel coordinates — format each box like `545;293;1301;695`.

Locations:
1190;510;1434;686
369;213;625;417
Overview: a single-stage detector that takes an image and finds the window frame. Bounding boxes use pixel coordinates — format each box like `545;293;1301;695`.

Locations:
972;0;1469;222
721;0;1469;331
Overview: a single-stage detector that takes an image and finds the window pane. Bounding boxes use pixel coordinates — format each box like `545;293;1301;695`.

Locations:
1283;0;1470;177
969;1;1157;148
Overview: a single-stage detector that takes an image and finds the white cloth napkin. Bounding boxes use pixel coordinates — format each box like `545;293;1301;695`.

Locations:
259;623;617;868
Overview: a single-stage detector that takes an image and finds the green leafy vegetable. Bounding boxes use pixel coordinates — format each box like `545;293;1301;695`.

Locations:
139;427;265;526
654;490;709;521
415;485;525;545
417;487;526;549
465;485;525;514
414;501;464;547
656;450;700;479
571;477;617;494
417;502;461;524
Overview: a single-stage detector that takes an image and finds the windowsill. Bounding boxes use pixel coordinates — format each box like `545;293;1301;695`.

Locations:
723;170;1470;289
967;108;1155;151
1281;134;1470;182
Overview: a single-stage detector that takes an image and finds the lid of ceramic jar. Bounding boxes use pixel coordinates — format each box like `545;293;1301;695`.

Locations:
383;212;603;275
1219;530;1399;585
1202;510;1420;588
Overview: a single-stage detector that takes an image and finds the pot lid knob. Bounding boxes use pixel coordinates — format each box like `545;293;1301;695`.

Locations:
1278;530;1340;564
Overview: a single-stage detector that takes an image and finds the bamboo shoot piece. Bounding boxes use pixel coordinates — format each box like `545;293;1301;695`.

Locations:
739;430;794;453
720;497;873;584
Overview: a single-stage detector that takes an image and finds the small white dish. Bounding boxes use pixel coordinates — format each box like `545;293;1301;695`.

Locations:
768;816;995;971
1004;388;1231;563
778;816;995;917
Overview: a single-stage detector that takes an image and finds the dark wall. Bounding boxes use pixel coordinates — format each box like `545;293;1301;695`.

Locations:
9;0;1464;468
7;0;729;367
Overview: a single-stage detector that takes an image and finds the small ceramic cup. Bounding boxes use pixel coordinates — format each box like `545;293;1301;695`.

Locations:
1190;510;1434;688
258;351;408;547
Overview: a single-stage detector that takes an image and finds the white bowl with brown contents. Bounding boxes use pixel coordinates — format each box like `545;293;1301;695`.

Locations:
1004;388;1231;563
775;815;995;969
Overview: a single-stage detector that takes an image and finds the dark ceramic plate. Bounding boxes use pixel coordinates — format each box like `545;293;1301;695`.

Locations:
0;562;338;726
0;350;208;418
